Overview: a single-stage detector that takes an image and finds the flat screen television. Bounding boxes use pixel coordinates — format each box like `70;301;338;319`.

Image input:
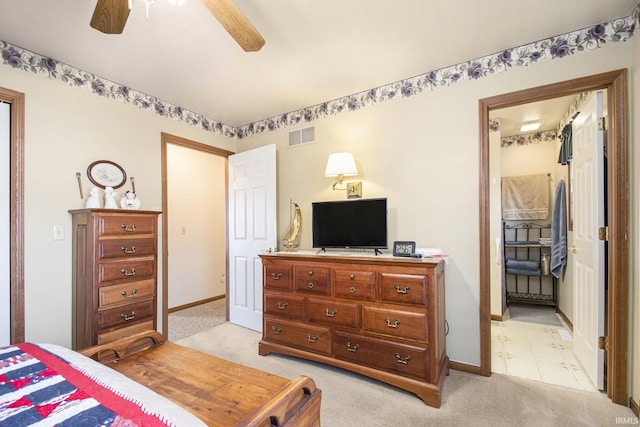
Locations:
312;198;387;253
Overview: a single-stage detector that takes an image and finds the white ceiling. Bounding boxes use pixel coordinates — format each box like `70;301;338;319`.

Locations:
0;0;636;128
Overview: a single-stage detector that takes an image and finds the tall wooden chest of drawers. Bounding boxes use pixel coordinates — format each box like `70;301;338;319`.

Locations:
69;209;161;350
258;253;448;407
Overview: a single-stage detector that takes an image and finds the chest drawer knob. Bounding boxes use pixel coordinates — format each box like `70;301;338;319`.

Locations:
346;342;360;353
276;301;288;310
395;353;412;365
394;284;411;294
120;268;137;277
385;318;401;328
120;311;136;321
121;224;137;232
307;334;319;343
271;272;283;280
308;282;315;288
308;271;314;276
121;246;137;254
349;274;355;280
324;308;337;318
121;289;138;299
271;326;283;335
349;286;356;293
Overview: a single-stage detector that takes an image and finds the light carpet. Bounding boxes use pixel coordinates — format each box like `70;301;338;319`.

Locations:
177;322;637;427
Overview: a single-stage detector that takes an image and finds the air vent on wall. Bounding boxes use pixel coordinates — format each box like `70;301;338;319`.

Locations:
288;126;315;148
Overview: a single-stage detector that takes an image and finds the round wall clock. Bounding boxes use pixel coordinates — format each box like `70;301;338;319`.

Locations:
87;160;127;189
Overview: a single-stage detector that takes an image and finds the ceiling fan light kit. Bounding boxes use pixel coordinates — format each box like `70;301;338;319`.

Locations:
90;0;265;52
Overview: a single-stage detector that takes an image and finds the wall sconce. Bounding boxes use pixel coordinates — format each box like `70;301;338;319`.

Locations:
325;152;358;190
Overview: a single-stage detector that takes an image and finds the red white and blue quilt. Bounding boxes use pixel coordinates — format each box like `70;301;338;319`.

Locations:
0;343;171;426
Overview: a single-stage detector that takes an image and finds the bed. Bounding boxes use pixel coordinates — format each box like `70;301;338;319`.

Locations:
0;330;322;426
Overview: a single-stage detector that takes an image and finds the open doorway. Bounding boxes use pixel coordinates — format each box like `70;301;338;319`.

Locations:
160;132;234;342
479;69;629;405
488;92;603;392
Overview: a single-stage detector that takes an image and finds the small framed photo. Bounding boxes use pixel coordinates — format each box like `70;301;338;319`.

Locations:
393;241;416;257
347;182;362;198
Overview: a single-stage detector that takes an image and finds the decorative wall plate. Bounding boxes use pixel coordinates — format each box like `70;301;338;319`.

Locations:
87;160;126;189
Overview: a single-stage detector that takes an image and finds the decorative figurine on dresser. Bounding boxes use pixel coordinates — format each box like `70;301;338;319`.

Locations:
71;160;160;349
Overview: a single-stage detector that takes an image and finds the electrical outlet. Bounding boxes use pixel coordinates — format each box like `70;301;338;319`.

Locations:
53;225;64;241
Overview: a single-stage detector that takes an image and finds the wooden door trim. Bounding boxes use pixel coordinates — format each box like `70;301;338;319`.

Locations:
160;132;234;339
478;69;628;404
1;86;25;344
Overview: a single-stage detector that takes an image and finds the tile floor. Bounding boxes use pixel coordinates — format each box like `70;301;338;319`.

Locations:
492;318;598;392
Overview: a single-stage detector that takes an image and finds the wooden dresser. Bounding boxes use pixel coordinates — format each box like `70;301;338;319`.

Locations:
69;209;161;350
258;252;448;407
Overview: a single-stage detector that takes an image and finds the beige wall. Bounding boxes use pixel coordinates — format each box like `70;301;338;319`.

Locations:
237;42;633;369
0;66;233;346
0;29;637;403
167;144;226;308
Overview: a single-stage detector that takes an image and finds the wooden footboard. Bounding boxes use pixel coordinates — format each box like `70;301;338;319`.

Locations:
240;375;321;427
79;330;322;426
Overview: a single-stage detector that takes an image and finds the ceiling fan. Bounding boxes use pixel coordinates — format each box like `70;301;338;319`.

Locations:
90;0;265;52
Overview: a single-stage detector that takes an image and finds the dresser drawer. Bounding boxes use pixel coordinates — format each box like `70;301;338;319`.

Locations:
264;316;331;355
334;331;429;380
98;300;154;330
307;297;360;328
98;215;157;236
264;292;305;319
264;265;292;291
99;259;156;284
99;279;155;308
380;273;428;306
295;266;330;295
98;320;154;345
99;238;156;259
363;306;428;342
333;269;375;300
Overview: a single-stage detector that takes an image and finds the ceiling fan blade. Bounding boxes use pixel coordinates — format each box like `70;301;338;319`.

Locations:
90;0;131;34
200;0;265;52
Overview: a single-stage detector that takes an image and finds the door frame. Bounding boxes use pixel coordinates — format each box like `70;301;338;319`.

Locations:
478;69;628;404
160;132;234;339
1;86;25;344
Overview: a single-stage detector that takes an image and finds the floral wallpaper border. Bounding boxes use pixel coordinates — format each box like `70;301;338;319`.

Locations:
1;4;638;140
501;130;557;148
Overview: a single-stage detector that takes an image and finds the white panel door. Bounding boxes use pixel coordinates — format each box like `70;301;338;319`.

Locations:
572;91;605;389
228;145;276;332
0;102;10;346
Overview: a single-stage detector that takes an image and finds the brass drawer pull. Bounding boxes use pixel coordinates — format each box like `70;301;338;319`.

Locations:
120;311;136;321
394;284;411;294
271;272;283;280
121;224;137;232
308;271;314;276
121;289;137;299
307;334;319;343
276;301;288;310
120;268;136;277
395;353;412;364
346;342;359;353
121;246;136;254
349;274;355;280
349;286;356;293
324;308;337;317
308;282;315;288
271;326;283;335
385;318;400;328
